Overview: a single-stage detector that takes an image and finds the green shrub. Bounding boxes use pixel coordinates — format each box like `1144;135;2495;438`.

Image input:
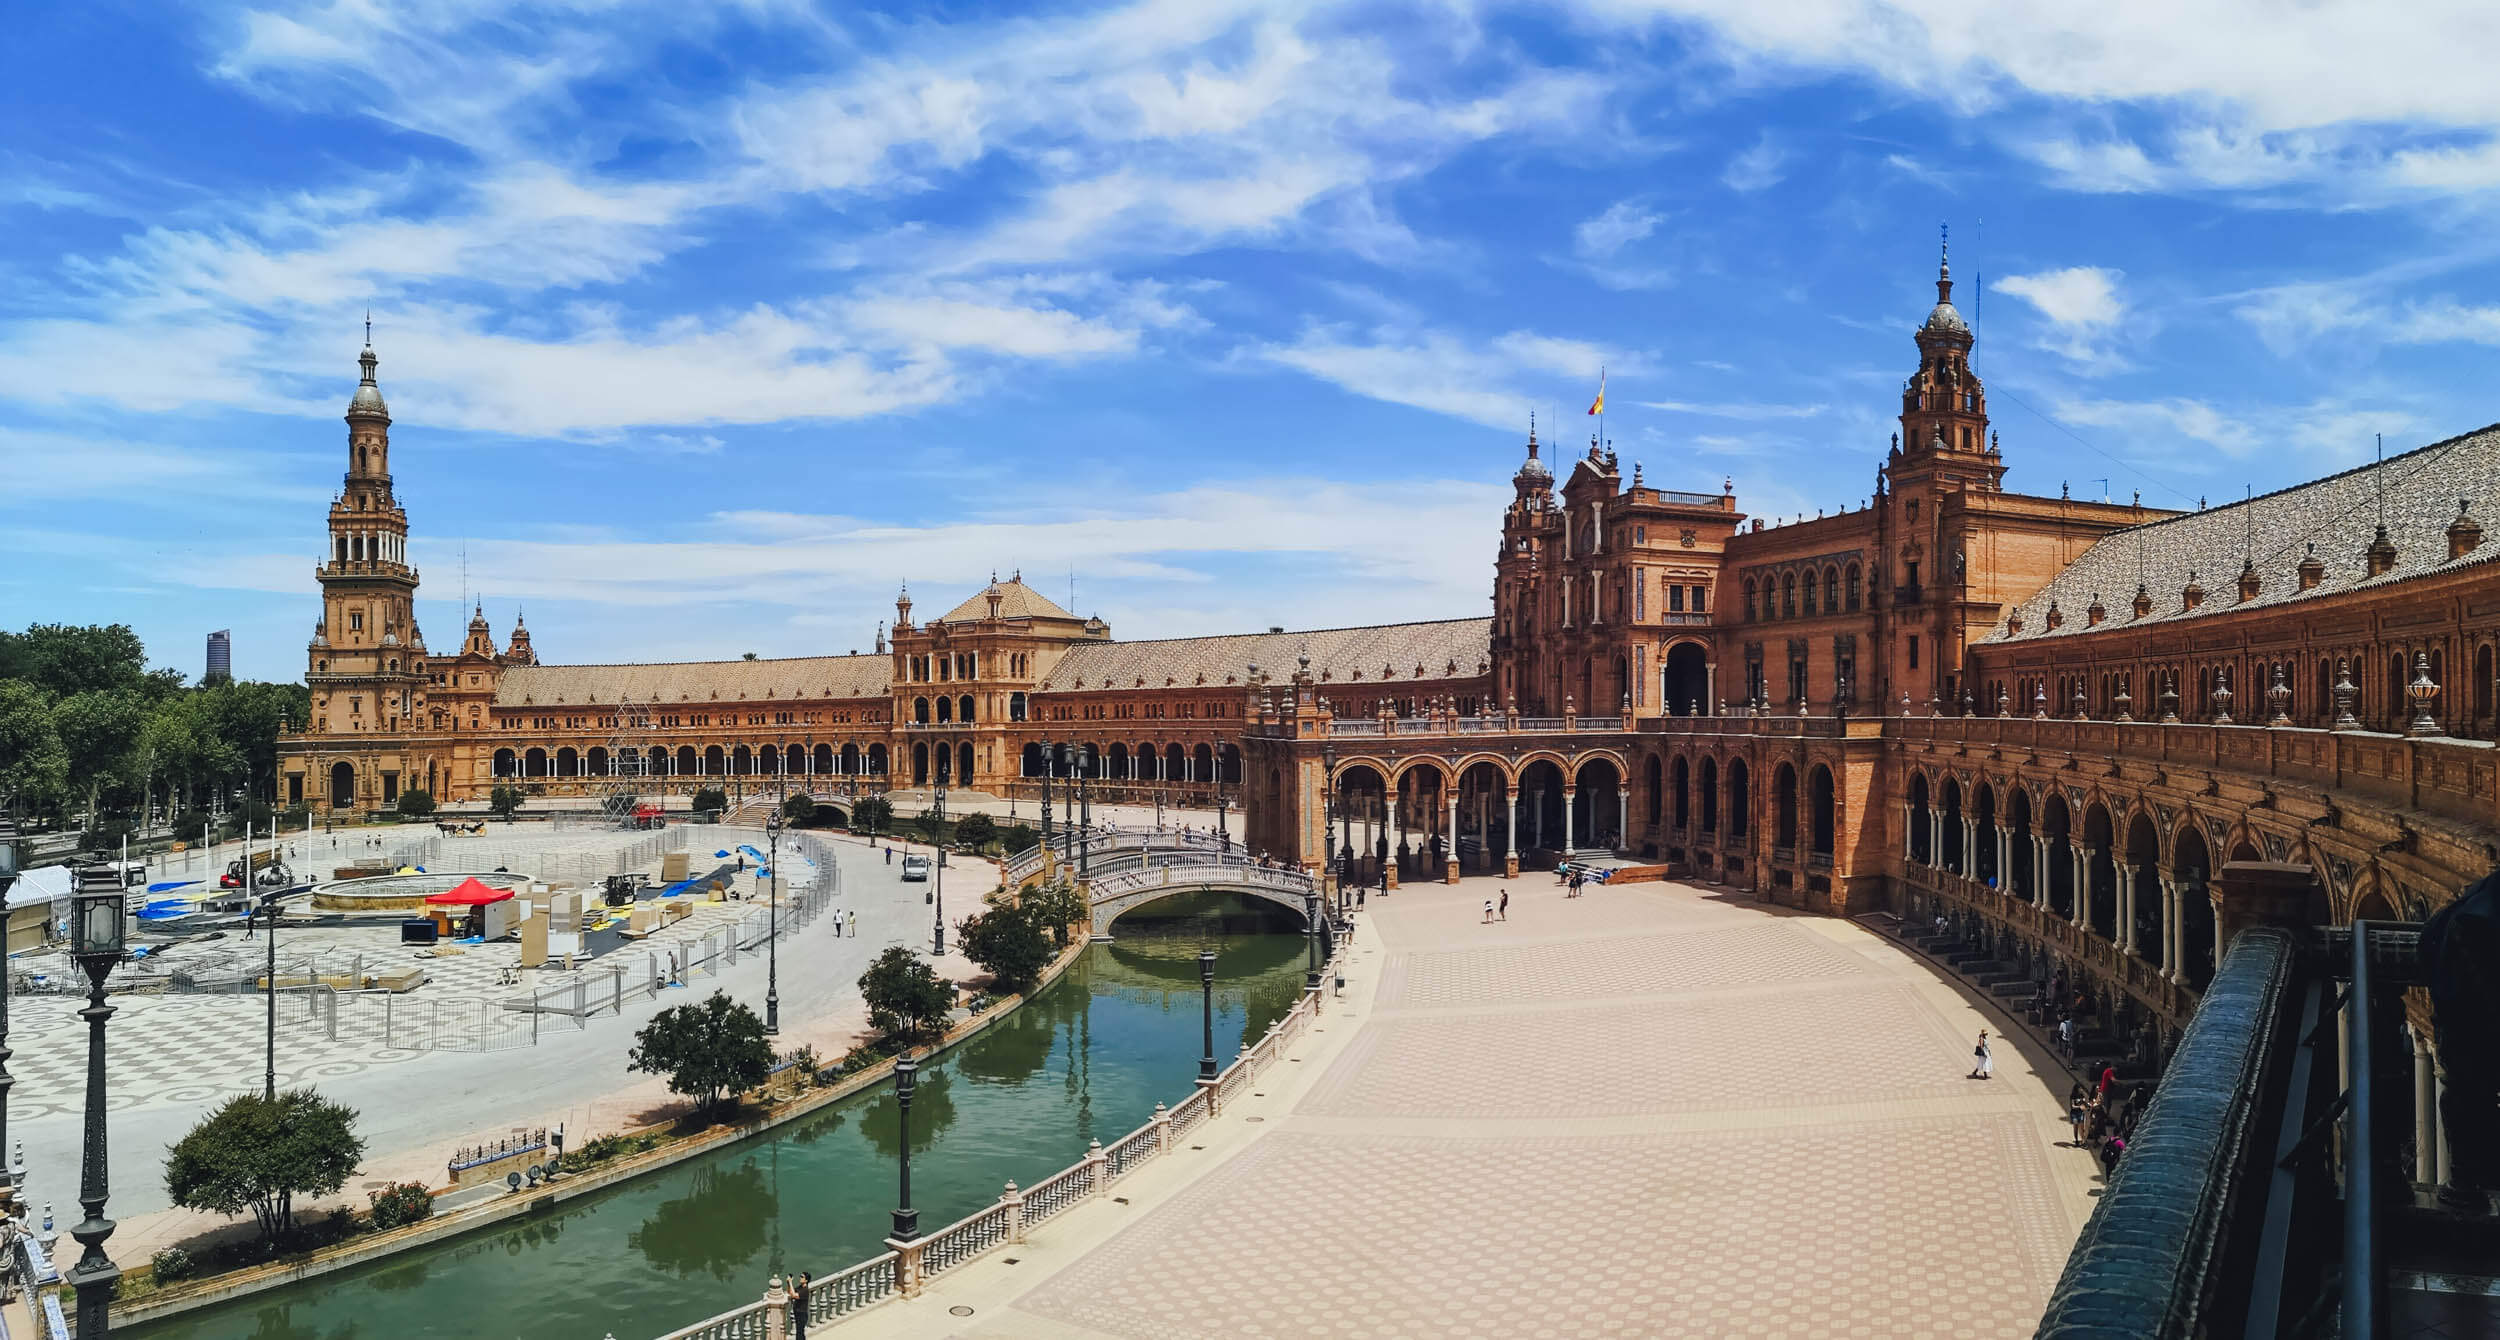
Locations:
366;1181;433;1230
150;1247;194;1283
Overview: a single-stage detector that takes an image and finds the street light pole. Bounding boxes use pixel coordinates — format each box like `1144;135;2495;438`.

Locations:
262;868;279;1101
1304;892;1322;991
765;813;784;1036
1076;747;1091;879
1038;741;1054;848
66;868;128;1339
0;824;17;1210
1197;950;1217;1082
1321;741;1337;912
931;786;947;957
890;1057;918;1241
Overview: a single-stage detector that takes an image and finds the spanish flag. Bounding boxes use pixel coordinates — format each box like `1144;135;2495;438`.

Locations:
1586;368;1606;416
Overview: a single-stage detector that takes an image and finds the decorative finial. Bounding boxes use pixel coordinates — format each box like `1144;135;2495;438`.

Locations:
364;308;372;346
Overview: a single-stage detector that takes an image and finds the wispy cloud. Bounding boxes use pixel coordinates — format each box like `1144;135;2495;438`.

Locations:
1255;326;1631;429
1992;266;2130;371
1640;399;1827;420
1721;134;1787;192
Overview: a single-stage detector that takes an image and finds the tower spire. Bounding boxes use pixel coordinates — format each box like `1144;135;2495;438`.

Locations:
1937;222;1952;306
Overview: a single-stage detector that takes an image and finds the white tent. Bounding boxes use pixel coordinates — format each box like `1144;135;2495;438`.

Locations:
6;864;72;912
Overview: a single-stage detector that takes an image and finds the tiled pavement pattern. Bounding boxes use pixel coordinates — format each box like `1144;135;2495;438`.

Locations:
6;868;774;1120
976;878;2102;1339
1298;979;1982;1119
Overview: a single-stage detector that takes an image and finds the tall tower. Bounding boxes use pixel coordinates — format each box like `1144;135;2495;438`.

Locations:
1490;422;1556;713
307;339;428;737
1886;232;2003;496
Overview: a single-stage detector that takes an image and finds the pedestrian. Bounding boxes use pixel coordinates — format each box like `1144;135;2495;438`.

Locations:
2066;1084;2090;1146
1970;1030;1994;1080
1482;898;1493;924
2099;1133;2125;1175
847;909;857;938
830;911;841;938
1498;888;1509;921
791;1271;811;1338
884;846;892;866
2056;1014;2075;1057
2097;1064;2118;1101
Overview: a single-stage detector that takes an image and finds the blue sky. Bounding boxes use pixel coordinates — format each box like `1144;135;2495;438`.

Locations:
9;1;2500;684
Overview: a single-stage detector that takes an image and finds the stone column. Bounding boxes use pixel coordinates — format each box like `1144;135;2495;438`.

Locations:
1961;817;1977;879
2116;866;2135;952
2069;843;2088;927
2158;877;2179;980
1444;790;1460;884
1899;803;1914;863
2031;836;2048;909
2414;1028;2440;1187
1995;826;2012;892
1929;810;1944;868
1504;788;1521;878
1563;788;1579;852
1528;787;1543;851
1617;790;1629;854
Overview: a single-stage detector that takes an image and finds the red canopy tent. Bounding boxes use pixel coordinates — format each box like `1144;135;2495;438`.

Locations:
424;877;514;907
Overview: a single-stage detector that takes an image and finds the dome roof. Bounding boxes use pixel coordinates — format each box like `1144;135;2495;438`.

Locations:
347;345;390;421
1513;425;1551;487
1922;299;1968;335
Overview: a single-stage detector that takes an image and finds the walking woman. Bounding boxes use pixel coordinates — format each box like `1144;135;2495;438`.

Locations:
1970;1029;1995;1080
2067;1084;2090;1146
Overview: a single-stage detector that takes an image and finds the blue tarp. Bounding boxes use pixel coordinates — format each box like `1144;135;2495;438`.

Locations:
145;880;201;894
737;844;765;862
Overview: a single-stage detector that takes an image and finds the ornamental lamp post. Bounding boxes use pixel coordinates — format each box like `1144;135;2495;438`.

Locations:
1076;747;1092;879
1303;891;1322;990
764;813;784;1036
1197;950;1218;1082
1321;740;1337;910
890;1057;919;1241
930;785;947;957
66;869;128;1339
0;824;17;1209
1038;741;1055;848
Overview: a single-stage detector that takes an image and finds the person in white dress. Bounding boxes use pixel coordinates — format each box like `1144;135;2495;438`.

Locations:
1970;1029;1995;1080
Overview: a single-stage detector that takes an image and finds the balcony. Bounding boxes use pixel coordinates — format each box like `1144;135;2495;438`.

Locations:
1891;583;1924;606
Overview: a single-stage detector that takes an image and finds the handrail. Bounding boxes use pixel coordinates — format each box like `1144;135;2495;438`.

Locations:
2035;927;2298;1338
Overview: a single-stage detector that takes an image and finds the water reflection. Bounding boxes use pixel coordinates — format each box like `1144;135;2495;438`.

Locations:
133;929;1306;1340
630;1162;773;1280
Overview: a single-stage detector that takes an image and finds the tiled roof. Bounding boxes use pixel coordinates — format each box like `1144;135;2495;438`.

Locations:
1041;619;1492;692
935;578;1078;625
495;655;890;707
1988;422;2500;644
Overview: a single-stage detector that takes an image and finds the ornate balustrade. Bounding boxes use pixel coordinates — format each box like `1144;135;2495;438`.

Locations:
651;948;1348;1340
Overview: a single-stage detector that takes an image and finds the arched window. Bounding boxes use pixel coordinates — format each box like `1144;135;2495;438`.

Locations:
1823;567;1839;612
914;696;931;724
1803;574;1817;615
935;696;952;723
1844;563;1861;611
1782;573;1797;618
958;695;974;722
1744;579;1758;621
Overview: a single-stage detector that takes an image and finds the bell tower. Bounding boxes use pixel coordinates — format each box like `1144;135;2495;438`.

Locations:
308;337;428;736
1886;230;2004;496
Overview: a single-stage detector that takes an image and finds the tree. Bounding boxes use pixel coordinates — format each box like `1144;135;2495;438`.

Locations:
0;680;67;817
163;1089;365;1243
0;623;154;699
690;786;727;819
850;795;892;835
488;784;526;821
858;946;954;1044
395;789;437;818
1001;821;1038;855
1023;879;1091;949
914;806;944;844
780;792;815;825
953;812;997;851
53;689;147;827
955;901;1052;994
627;990;774;1118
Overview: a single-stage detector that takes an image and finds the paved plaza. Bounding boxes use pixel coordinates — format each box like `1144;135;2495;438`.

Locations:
852;875;2101;1339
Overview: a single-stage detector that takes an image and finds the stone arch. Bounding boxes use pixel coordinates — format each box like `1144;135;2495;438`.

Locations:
914;696;931;724
1940;777;1965;873
330;760;357;807
2006;786;2035;902
1698;755;1720;835
1107;742;1131;779
1640;751;1664;829
1671;755;1691;831
911;742;930;785
1572;755;1626;851
958;742;973;787
524;747;549;778
814;743;834;775
704;744;725;775
1726;757;1750;842
1332;761;1391;884
556;746;579;777
867;743;888;775
1022;742;1044;778
1454;758;1511;873
2125;810;2162;958
1971;780;1998;885
2173;824;2216;989
585;746;608;777
493;748;517;778
1662;641;1709;716
1517;756;1569;858
959;695;975;723
2083;802;2118;940
1095;876;1317;938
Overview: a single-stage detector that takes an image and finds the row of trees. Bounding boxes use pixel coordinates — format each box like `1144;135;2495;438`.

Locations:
0;622;307;840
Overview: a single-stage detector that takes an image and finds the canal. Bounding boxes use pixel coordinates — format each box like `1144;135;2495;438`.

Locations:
132;905;1309;1340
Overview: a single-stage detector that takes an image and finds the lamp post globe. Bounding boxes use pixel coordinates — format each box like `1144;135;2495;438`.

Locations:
765;813;784;1036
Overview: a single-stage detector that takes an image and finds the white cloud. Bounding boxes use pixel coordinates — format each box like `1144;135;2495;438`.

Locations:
1640;399;1826;419
1721;134;1787;192
1992;266;2128;370
1256;326;1626;430
1574;200;1662;259
2054;395;2258;458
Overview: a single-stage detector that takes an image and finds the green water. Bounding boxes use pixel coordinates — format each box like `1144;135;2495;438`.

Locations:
132;918;1311;1340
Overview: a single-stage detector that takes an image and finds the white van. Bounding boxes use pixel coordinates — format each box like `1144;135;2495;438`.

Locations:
900;854;931;882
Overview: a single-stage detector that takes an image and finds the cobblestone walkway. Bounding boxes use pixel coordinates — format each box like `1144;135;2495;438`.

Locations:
901;878;2101;1339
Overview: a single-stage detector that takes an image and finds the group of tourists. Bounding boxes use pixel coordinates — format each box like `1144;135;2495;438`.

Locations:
1480;888;1510;922
2068;1066;2146;1174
